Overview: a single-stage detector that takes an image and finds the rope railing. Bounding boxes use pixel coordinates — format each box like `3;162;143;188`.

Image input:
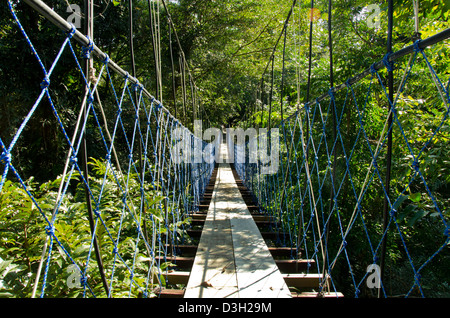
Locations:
235;30;450;297
0;0;214;298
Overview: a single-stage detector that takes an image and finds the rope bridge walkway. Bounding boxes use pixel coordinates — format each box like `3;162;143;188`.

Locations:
184;141;291;298
1;0;450;299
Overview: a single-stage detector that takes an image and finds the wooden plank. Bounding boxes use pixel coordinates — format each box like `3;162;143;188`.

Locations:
191;213;207;220
154;256;194;270
169;245;198;256
185;144;291;298
292;291;344;298
268;247;299;258
175;246;307;260
184;162;239;298
163;271;190;285
186;229;202;238
261;232;290;240
276;259;316;273
230;209;292;298
252;215;276;222
158;289;185;298
283;273;329;288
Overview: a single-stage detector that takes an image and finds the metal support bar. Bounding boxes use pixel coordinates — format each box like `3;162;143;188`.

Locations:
303;27;450;110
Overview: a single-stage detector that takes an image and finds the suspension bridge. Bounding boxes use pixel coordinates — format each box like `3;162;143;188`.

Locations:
1;0;449;299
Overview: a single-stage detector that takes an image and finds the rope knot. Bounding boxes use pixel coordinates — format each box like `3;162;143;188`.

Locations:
87;93;94;105
89;67;98;84
45;225;55;236
372;159;378;168
415;273;421;282
390;208;397;218
345;79;352;87
0;151;11;165
413;40;423;53
113;246;119;254
40;76;50;89
69;156;78;165
67;24;76;39
80;274;87;285
132;81;142;92
412;159;420;172
81;37;94;59
328;87;335;101
370;63;377;74
383;52;394;72
102;53;110;65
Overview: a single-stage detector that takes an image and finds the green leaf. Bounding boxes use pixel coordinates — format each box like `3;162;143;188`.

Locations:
393;195;408;210
409;192;421;203
408;210;428;227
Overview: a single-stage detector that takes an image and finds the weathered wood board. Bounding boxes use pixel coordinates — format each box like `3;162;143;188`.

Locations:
184;143;291;298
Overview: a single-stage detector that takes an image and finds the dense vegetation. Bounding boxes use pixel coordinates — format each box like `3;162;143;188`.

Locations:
1;0;449;297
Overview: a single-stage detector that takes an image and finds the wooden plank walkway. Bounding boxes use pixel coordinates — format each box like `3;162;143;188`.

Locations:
184;142;291;298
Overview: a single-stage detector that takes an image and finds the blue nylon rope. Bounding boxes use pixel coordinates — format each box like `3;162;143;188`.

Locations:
1;4;214;298
3;0;450;298
234;38;450;297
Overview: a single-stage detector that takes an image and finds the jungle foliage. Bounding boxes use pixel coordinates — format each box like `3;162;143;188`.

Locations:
0;0;449;297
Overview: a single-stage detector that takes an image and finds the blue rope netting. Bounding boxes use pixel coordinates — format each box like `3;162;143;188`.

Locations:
1;1;213;297
235;38;450;297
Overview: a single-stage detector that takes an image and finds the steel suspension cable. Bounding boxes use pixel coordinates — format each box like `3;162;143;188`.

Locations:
280;18;288;122
148;0;160;101
322;0;335;294
80;0;109;296
379;0;394;298
258;0;297;129
169;18;177;118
